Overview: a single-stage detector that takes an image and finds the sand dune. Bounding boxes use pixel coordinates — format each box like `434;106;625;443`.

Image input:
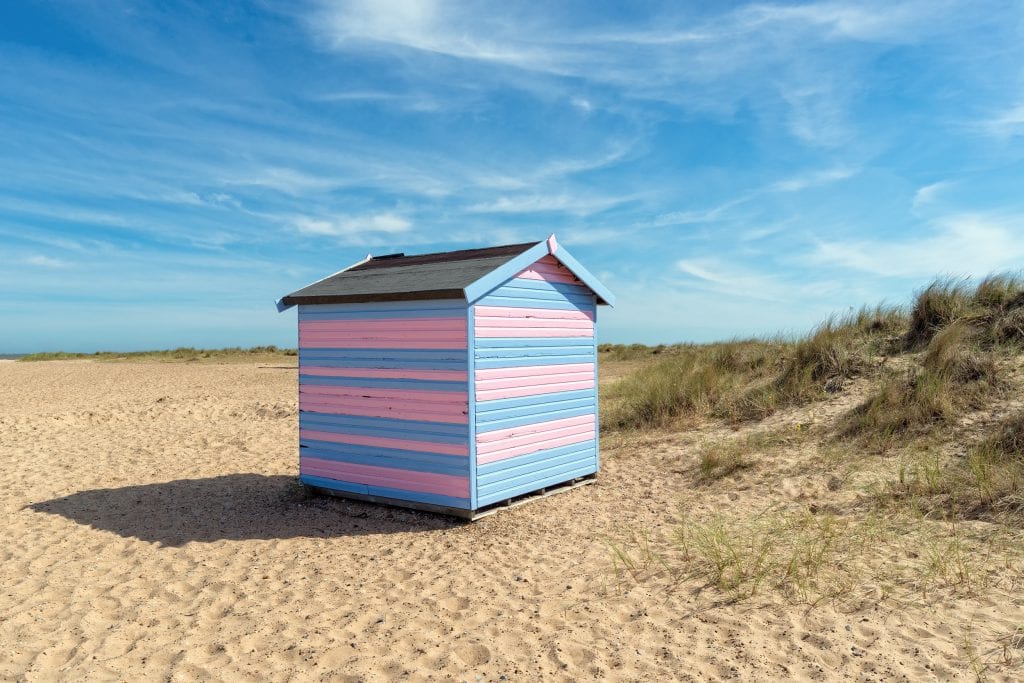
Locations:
1;360;1021;680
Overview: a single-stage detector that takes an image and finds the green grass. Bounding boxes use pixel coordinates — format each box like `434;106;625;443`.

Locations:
18;346;297;362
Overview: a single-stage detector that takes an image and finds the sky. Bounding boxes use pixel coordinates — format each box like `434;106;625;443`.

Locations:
2;1;1024;353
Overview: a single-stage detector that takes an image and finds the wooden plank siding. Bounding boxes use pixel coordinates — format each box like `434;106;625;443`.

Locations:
471;255;599;507
297;300;473;509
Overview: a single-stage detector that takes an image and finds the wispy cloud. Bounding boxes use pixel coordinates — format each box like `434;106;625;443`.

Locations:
466;193;632;215
912;180;954;209
675;257;831;303
293;212;413;238
768;166;857;192
980;103;1024;138
22;254;68;268
812;214;1024;278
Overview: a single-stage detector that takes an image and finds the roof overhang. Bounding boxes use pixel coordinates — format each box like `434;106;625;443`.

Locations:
276;234;614;311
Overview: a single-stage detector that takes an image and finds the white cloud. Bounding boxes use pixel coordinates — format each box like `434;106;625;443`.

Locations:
812;215;1024;278
980;103;1024;138
768;165;858;192
911;180;954;209
676;257;802;302
23;255;68;268
294;212;413;237
307;1;962;149
466;192;631;216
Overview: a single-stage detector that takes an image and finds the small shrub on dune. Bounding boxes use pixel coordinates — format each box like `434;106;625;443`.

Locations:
735;307;906;421
600;341;784;430
696;442;752;482
967;411;1024;515
839;321;999;448
904;278;973;350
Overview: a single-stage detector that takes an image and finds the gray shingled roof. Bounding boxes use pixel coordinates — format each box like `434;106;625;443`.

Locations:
280;242;540;305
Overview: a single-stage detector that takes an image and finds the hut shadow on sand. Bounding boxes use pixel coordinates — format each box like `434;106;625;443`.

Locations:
27;474;459;546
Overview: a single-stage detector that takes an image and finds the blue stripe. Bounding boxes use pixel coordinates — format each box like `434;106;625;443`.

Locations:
300;348;467;360
549;247;615;305
479;452;595;493
495;277;592;295
474;296;584;311
477;443;597;507
299;308;465;321
474;337;594;349
300;474;471;509
467;305;479;510
474;354;594;369
299;412;468;443
476;403;594;432
299;358;467;371
478;440;597;478
299;349;468;371
475;388;596;413
298;301;463;315
477;289;594;307
300;443;468;476
299;374;467;392
478;464;595;507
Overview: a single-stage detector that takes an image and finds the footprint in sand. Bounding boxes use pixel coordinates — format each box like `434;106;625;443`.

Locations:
440;596;471;612
453;643;491;667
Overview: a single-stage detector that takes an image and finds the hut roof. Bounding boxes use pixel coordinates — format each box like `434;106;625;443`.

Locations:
277;236;614;309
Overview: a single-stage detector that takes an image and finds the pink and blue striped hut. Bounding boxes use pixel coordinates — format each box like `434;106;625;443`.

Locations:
276;235;614;519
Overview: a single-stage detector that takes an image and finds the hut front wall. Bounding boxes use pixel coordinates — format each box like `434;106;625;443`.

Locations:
471;255;599;507
296;300;472;509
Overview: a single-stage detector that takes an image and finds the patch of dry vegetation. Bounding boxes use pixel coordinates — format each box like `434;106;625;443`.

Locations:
19;346;298;362
601;305;905;431
604;272;1024;634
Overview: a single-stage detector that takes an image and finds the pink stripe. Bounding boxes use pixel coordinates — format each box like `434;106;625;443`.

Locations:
515;256;582;284
474;306;595;322
300;397;468;423
516;269;580;284
300;339;467;349
300;429;469;456
477;430;596;465
478;423;594;456
300;318;466;332
474;317;593;330
474;363;593;380
474;327;593;338
301;330;467;341
476;371;594;391
475;380;595;401
300;366;468;381
299;385;466;403
476;414;595;444
300;457;469;497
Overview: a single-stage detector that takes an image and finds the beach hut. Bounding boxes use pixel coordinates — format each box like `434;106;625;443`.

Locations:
276;235;614;519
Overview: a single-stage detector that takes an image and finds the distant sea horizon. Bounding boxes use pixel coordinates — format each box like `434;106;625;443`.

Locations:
0;354;27;360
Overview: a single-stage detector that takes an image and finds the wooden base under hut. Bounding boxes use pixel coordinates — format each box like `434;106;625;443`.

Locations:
304;474;597;521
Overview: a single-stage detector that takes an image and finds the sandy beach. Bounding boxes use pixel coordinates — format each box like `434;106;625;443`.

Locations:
2;359;1022;681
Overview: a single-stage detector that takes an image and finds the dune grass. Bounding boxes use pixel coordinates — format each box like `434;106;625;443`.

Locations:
600;304;905;431
19;346;297;362
603;274;1024;446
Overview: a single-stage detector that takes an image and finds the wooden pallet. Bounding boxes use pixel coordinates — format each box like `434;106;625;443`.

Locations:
305;474;597;521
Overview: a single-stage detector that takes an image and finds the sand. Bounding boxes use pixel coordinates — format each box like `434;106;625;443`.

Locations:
2;360;1023;681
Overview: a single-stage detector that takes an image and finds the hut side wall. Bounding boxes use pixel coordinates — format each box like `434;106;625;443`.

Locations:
296;300;472;509
471;255;599;507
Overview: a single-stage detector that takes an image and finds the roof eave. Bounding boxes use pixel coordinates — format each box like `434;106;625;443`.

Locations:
275;253;372;312
280;289;467;306
463;236;615;307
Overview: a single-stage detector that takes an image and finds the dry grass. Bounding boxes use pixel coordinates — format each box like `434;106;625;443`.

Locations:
19;346;298;362
838;276;1024;450
601;306;905;431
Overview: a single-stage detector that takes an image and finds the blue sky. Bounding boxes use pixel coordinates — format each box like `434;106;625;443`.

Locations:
2;1;1024;352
